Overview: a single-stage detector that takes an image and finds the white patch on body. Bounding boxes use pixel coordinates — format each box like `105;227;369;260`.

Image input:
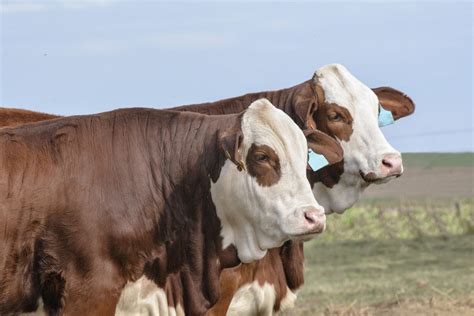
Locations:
313;64;402;214
115;276;184;316
279;287;298;312
227;283;297;316
227;281;276;316
211;99;325;262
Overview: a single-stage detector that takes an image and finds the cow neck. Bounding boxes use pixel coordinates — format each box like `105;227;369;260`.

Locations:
143;110;242;314
171;80;314;124
280;240;305;291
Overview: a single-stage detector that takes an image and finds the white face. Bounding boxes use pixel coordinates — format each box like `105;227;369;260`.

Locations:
211;99;326;263
312;64;403;214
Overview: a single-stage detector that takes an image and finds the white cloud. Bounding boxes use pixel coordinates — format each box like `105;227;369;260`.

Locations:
0;0;115;13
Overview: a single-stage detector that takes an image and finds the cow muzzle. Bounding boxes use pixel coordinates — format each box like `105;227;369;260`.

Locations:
360;153;403;184
289;206;326;240
381;153;403;177
304;208;326;233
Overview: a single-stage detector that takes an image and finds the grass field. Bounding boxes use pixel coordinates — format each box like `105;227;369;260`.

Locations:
401;152;473;168
291;234;474;315
285;153;474;315
361;152;473;201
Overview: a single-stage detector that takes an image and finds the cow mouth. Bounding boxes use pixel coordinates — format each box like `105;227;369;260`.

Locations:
291;229;324;240
359;171;401;184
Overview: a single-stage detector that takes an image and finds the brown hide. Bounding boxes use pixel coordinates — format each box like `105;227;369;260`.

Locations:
0;108;245;315
0;79;343;313
206;241;304;315
0;108;60;127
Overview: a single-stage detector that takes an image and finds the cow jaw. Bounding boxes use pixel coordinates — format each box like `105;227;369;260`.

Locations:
312;174;364;214
314;64;403;214
211;99;325;263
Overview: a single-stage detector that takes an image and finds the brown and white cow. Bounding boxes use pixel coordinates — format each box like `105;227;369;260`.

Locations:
1;63;415;315
0;100;343;315
210;64;414;315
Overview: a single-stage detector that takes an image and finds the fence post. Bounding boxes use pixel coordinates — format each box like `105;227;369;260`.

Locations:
404;205;424;238
431;205;449;238
356;212;372;240
378;206;396;239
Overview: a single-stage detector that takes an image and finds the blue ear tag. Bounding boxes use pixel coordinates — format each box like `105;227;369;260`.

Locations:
378;105;394;127
308;149;329;171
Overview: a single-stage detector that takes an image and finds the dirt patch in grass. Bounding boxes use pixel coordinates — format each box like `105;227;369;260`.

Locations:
362;166;473;200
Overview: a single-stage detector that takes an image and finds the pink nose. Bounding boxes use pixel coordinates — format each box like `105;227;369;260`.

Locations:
381;153;403;177
304;208;326;234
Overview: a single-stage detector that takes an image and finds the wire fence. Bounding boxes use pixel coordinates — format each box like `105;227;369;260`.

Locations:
320;201;474;242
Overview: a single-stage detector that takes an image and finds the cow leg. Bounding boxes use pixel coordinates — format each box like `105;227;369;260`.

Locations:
60;284;121;316
206;290;235;316
60;296;119;316
40;263;123;316
41;272;65;316
205;269;241;316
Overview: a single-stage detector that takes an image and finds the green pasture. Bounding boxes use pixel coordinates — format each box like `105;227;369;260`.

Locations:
285;201;474;315
401;152;473;168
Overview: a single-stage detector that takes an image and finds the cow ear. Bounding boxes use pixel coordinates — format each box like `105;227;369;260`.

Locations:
218;129;245;171
372;87;415;120
293;81;319;130
304;129;343;165
294;98;317;130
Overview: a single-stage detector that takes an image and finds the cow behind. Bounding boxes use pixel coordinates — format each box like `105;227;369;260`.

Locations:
310;64;414;213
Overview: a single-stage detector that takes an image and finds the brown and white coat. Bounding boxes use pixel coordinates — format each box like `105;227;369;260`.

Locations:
0;100;342;315
0;64;415;315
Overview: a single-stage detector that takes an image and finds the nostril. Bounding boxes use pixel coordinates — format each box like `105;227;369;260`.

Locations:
303;209;326;234
381;154;403;176
382;158;393;169
304;209;325;225
304;211;316;224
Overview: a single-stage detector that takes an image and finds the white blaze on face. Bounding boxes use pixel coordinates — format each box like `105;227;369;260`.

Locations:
211;99;325;263
312;64;403;214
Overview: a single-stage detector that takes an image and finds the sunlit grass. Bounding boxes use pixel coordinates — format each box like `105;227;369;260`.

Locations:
284;202;474;315
319;201;474;242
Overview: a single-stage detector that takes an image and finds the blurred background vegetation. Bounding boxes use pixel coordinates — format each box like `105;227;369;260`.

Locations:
287;153;474;315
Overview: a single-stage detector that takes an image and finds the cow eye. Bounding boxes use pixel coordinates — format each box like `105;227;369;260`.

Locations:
328;112;342;122
255;154;269;162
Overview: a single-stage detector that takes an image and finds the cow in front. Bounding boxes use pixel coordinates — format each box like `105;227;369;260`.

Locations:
0;99;342;315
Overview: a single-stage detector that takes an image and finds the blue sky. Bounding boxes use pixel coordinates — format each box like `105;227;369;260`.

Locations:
1;1;472;152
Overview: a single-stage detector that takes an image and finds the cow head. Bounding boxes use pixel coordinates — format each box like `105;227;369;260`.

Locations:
211;98;342;263
308;64;415;214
